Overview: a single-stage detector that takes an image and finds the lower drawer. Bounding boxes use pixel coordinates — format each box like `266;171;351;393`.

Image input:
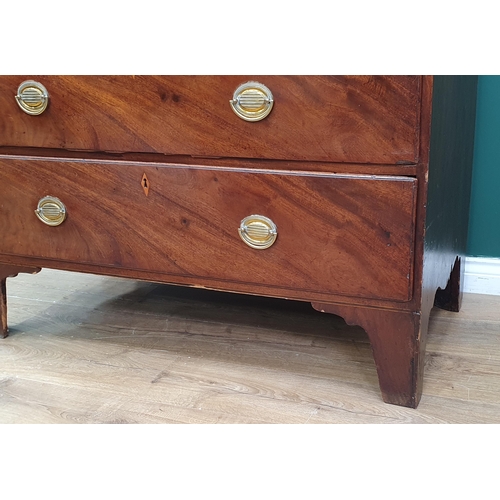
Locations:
0;159;417;301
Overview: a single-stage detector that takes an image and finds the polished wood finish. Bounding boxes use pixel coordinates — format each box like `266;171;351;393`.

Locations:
0;76;421;164
0;76;478;408
312;303;422;407
1;279;6;338
434;257;462;313
0;150;420;176
422;76;478;314
0;159;417;301
413;76;478;407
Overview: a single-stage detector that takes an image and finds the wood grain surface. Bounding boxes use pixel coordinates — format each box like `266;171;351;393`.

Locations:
0;158;417;302
0;76;421;164
312;302;421;407
412;76;478;408
0;76;477;410
1;270;499;424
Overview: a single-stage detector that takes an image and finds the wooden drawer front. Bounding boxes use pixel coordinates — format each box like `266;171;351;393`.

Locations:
0;76;420;164
0;159;417;301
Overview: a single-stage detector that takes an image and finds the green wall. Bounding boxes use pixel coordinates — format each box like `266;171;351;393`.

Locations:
467;76;500;258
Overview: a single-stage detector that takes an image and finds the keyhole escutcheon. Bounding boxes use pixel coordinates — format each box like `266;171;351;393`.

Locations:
141;173;150;197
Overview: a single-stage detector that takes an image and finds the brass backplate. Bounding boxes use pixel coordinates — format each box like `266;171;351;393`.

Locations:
238;215;278;249
35;196;67;226
16;80;49;115
230;81;274;122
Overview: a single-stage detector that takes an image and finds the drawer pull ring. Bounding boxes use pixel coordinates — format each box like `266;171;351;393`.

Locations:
15;80;49;115
238;215;277;249
35;196;67;226
230;81;274;122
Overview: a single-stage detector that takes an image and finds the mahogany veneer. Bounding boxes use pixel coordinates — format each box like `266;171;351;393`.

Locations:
0;76;477;408
0;76;420;164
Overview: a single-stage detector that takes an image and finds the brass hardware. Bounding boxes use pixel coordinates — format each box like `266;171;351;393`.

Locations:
141;173;150;196
15;80;49;115
35;196;67;226
238;215;277;249
230;81;274;122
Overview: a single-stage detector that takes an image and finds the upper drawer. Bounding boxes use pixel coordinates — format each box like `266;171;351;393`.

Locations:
0;76;421;164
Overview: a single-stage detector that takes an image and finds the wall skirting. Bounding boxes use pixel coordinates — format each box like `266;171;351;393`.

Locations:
464;257;500;295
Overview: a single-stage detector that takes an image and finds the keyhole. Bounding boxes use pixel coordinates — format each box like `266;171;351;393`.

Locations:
141;173;150;196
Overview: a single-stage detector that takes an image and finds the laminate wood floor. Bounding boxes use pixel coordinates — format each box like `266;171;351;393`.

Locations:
1;269;499;423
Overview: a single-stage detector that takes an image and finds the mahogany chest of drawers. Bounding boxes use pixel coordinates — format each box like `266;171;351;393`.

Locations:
0;76;477;408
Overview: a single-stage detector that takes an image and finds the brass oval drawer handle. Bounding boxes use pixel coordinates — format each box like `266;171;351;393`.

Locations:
238;215;277;249
35;196;67;226
230;81;274;122
16;80;49;115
